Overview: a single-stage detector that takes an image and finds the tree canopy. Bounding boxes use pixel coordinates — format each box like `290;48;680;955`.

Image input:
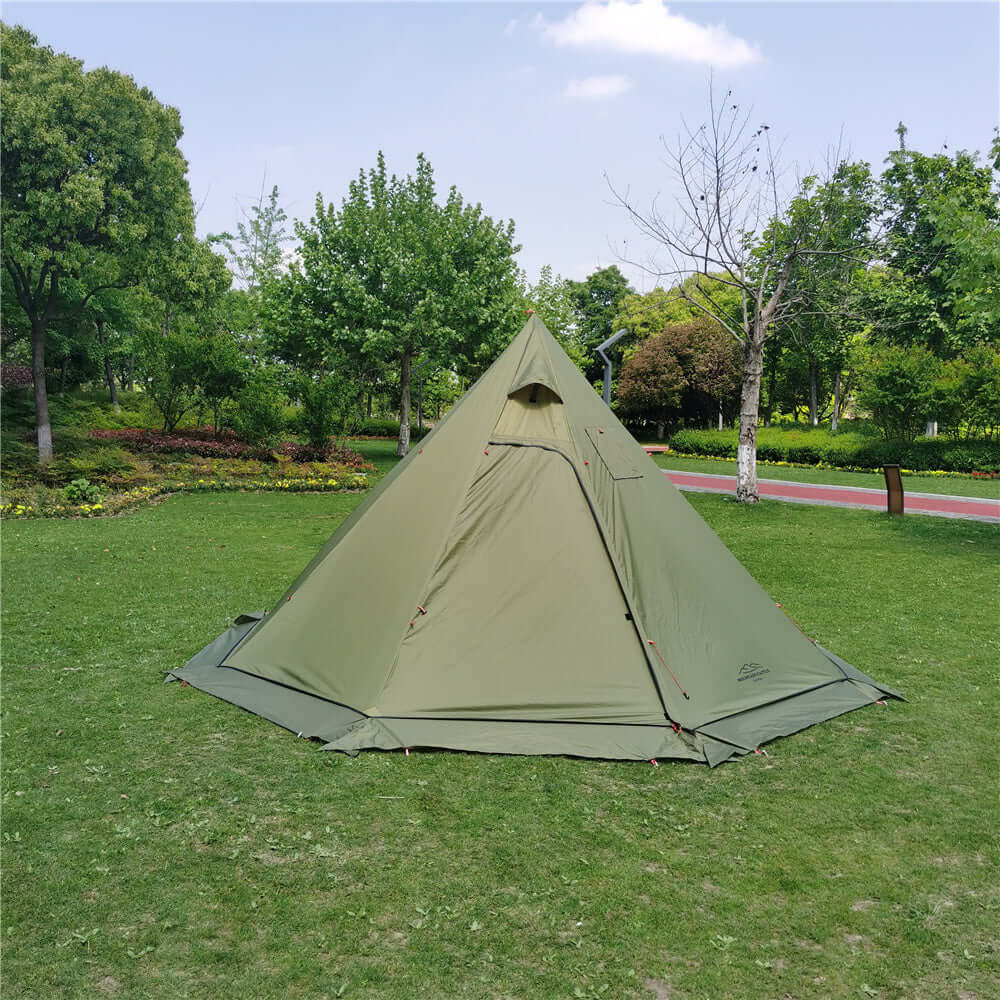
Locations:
1;23;196;461
265;152;522;455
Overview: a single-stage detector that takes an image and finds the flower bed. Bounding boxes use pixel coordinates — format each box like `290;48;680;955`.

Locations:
0;471;370;519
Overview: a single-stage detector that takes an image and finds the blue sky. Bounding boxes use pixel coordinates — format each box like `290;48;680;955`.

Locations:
8;2;999;289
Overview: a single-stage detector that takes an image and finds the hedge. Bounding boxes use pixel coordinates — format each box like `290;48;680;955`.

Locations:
668;428;1000;473
346;418;430;439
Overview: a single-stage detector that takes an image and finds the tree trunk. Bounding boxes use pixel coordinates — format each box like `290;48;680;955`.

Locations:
366;391;372;419
31;318;54;463
831;370;842;432
397;350;412;457
59;355;69;394
656;420;665;441
763;352;776;427
717;399;724;431
808;361;818;427
925;419;938;438
736;333;764;502
96;319;120;413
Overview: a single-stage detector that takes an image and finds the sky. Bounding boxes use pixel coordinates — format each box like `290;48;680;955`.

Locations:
7;1;999;289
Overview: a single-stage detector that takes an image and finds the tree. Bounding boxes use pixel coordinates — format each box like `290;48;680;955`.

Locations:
881;124;997;354
567;265;633;381
925;136;1000;343
520;265;588;370
612;274;743;350
763;162;878;428
856;343;940;441
273;152;522;456
214;180;291;293
610;87;874;500
616;334;685;439
617;319;740;438
199;329;248;436
1;24;194;461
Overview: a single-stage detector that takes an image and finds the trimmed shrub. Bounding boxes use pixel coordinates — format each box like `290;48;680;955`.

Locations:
229;371;287;447
348;418;430;439
668;426;1000;473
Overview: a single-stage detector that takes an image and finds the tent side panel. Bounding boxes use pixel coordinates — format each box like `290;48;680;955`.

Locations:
373;444;666;723
223;329;532;709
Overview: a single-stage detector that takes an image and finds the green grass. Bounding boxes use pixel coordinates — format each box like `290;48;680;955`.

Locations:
344;438;401;479
4;490;998;999
649;452;1000;500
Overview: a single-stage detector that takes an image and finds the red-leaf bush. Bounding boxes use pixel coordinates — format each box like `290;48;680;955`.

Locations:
1;363;33;390
88;428;368;467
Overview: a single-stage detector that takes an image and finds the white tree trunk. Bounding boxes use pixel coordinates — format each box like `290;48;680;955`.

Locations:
809;362;819;426
31;318;54;463
831;370;841;432
397;351;412;457
736;334;764;502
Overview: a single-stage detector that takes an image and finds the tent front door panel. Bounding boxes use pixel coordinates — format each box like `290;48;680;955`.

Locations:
374;445;664;724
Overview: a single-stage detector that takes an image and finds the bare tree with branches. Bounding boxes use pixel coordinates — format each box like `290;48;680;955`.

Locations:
609;86;871;501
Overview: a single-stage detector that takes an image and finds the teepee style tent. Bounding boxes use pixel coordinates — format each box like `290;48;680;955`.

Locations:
171;316;900;765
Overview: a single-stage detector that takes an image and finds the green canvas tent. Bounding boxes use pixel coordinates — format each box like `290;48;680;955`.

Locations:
171;315;900;765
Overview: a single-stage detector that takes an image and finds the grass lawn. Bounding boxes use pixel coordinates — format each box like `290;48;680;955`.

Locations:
648;452;1000;500
3;491;998;999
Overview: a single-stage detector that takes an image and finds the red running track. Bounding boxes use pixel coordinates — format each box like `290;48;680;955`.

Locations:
663;469;1000;523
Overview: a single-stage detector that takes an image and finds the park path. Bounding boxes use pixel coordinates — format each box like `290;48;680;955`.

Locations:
661;469;1000;523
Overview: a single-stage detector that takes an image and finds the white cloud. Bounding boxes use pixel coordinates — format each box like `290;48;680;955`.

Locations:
542;0;761;69
564;74;633;100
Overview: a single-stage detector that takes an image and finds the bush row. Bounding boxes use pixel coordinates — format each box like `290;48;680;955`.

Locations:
88;428;368;466
669;428;1000;473
347;418;430;439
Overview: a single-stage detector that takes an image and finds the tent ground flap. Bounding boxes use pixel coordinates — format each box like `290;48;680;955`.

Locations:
324;717;706;762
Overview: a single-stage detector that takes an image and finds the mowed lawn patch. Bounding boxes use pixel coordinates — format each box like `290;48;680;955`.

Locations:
3;491;998;999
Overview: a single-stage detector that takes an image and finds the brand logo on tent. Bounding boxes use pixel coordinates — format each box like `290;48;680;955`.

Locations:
737;662;770;683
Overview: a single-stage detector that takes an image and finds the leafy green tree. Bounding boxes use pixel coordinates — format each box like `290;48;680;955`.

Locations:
567;265;633;381
763;162;878;427
932;344;1000;440
214;181;291;293
291;371;358;453
421;367;462;422
857;343;941;441
520;266;587;370
229;368;287;447
1;24;194;461
613;276;743;353
212;181;291;362
925;138;1000;343
881;124;997;353
141;329;202;433
272;152;521;456
199;330;248;437
151;234;232;337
